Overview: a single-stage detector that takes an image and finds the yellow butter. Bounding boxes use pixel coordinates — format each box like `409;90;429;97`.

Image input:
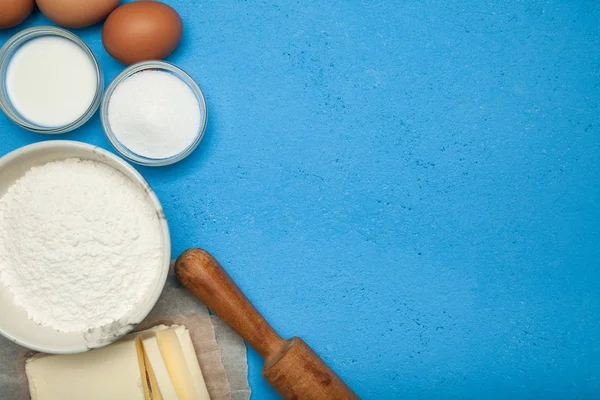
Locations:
140;331;179;400
173;326;211;400
156;327;210;400
135;336;153;400
27;338;145;400
26;325;211;400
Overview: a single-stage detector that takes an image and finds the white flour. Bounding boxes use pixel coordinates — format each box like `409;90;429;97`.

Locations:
0;158;163;332
108;70;201;159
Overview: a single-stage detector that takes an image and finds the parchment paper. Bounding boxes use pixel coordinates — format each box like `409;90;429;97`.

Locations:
0;339;31;400
0;264;251;400
211;316;251;400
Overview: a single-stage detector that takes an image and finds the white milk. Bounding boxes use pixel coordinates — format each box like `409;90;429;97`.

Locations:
6;36;98;127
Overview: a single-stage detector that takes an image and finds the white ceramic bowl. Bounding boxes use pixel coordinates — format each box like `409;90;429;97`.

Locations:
0;141;170;354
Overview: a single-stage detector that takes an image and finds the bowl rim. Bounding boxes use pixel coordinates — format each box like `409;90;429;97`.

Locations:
0;26;104;134
0;141;171;353
100;60;208;167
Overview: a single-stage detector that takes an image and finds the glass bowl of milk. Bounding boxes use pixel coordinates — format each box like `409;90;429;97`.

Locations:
0;27;103;134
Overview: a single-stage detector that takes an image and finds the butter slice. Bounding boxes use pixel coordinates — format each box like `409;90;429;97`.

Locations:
135;337;153;400
140;332;179;400
174;327;211;400
26;338;145;400
156;326;211;400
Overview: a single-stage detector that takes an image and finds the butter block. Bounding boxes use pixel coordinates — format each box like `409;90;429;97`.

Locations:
26;338;145;400
26;325;211;400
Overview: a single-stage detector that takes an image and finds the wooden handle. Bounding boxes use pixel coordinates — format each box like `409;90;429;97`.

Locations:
175;248;285;360
175;248;360;400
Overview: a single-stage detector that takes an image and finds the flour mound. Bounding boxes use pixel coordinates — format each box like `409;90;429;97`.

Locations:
0;158;163;332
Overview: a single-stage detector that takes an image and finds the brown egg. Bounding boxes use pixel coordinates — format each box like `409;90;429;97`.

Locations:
102;1;182;65
0;0;34;29
36;0;119;28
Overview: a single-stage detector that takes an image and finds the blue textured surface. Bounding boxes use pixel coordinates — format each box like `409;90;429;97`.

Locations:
1;1;599;398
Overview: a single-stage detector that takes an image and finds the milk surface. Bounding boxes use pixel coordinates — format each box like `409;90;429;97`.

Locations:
6;36;97;127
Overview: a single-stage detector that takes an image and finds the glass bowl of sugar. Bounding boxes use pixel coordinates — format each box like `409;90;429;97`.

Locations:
0;26;103;134
101;60;208;166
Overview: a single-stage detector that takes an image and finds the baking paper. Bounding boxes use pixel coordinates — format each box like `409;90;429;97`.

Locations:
0;339;30;400
211;316;252;400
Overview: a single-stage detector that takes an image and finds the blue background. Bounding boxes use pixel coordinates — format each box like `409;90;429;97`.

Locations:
1;1;599;398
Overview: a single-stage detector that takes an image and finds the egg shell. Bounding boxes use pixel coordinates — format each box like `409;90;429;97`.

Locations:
0;0;34;29
102;1;183;65
36;0;119;28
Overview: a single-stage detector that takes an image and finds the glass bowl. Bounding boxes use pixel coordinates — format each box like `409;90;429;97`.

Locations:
101;60;208;167
0;26;103;134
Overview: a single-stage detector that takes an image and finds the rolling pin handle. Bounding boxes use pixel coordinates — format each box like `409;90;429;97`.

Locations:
175;248;286;360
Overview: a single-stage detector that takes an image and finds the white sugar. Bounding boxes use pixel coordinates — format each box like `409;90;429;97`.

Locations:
107;70;201;159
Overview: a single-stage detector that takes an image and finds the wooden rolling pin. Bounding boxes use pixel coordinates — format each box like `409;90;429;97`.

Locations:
175;248;360;400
